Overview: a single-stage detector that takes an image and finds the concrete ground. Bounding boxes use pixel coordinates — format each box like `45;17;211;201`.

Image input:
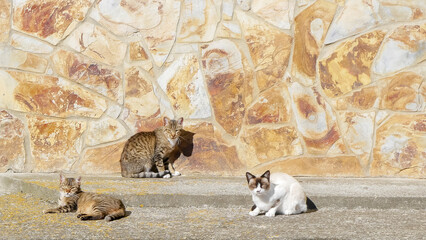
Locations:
0;173;425;239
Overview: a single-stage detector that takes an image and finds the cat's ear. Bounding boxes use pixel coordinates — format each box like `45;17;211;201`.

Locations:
163;116;170;126
76;176;82;185
261;170;270;181
177;117;184;125
60;173;65;183
246;172;256;183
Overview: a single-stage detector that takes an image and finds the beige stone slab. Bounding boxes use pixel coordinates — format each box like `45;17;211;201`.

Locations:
320;30;386;98
12;0;93;45
372;114;426;177
0;111;25;172
28;116;86;172
0;71;107;118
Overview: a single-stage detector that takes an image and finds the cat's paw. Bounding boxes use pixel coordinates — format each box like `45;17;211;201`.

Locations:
265;211;276;217
283;210;294;215
249;211;259;216
172;171;181;176
77;214;86;218
163;173;171;178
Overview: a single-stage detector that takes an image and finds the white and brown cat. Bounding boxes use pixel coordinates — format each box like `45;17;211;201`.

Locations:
246;170;317;217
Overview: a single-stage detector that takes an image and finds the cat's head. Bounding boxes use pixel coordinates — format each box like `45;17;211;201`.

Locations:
246;170;270;196
163;117;184;146
59;174;81;198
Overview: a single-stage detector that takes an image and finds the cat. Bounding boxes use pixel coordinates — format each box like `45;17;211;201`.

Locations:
246;170;317;217
44;174;126;221
120;117;194;178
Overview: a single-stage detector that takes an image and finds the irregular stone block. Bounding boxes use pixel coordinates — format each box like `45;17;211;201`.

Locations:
51;50;123;103
340;112;375;168
334;86;379;111
292;0;337;84
200;39;254;136
0;71;107;118
217;21;242;39
0;111;25;172
246;83;291;124
85;117;127;147
129;42;149;62
64;22;127;66
289;82;342;154
372;114;425;177
325;0;380;44
0;0;11;42
0;46;48;73
380;71;424;111
222;0;235;20
76;141;125;174
95;0;164;30
237;0;251;11
123;67;161;132
28;116;86;172
319;30;386;98
236;10;292;91
177;0;221;43
325;0;425;45
241;126;302;166
12;0;93;45
140;0;181;67
378;0;425;24
373;24;426;75
157;54;212;119
252;0;296;29
10;33;54;54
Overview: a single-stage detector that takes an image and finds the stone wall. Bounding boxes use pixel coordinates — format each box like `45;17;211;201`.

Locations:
0;0;425;177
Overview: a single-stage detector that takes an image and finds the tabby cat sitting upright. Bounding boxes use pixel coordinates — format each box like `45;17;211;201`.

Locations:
44;174;126;221
246;170;317;217
120;117;192;178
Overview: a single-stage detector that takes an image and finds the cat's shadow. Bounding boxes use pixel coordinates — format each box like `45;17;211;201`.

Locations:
178;130;195;157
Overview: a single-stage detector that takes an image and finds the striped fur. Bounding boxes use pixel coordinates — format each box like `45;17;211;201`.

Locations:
44;175;126;221
120;117;185;178
129;170;170;178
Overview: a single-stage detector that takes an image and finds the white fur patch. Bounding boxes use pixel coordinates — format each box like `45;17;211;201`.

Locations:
168;138;178;147
163;173;171;178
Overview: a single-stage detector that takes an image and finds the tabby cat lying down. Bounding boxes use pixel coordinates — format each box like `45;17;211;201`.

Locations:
44;174;126;221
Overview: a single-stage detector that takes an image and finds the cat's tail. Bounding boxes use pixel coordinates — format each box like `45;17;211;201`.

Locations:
130;170;170;178
105;208;126;221
306;197;318;212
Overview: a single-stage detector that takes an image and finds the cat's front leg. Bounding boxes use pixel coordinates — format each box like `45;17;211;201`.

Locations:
249;206;261;216
168;162;181;176
265;199;281;217
154;154;171;178
44;204;75;214
265;208;277;217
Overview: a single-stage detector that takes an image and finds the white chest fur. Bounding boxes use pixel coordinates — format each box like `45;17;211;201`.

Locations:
167;137;178;147
251;185;278;211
